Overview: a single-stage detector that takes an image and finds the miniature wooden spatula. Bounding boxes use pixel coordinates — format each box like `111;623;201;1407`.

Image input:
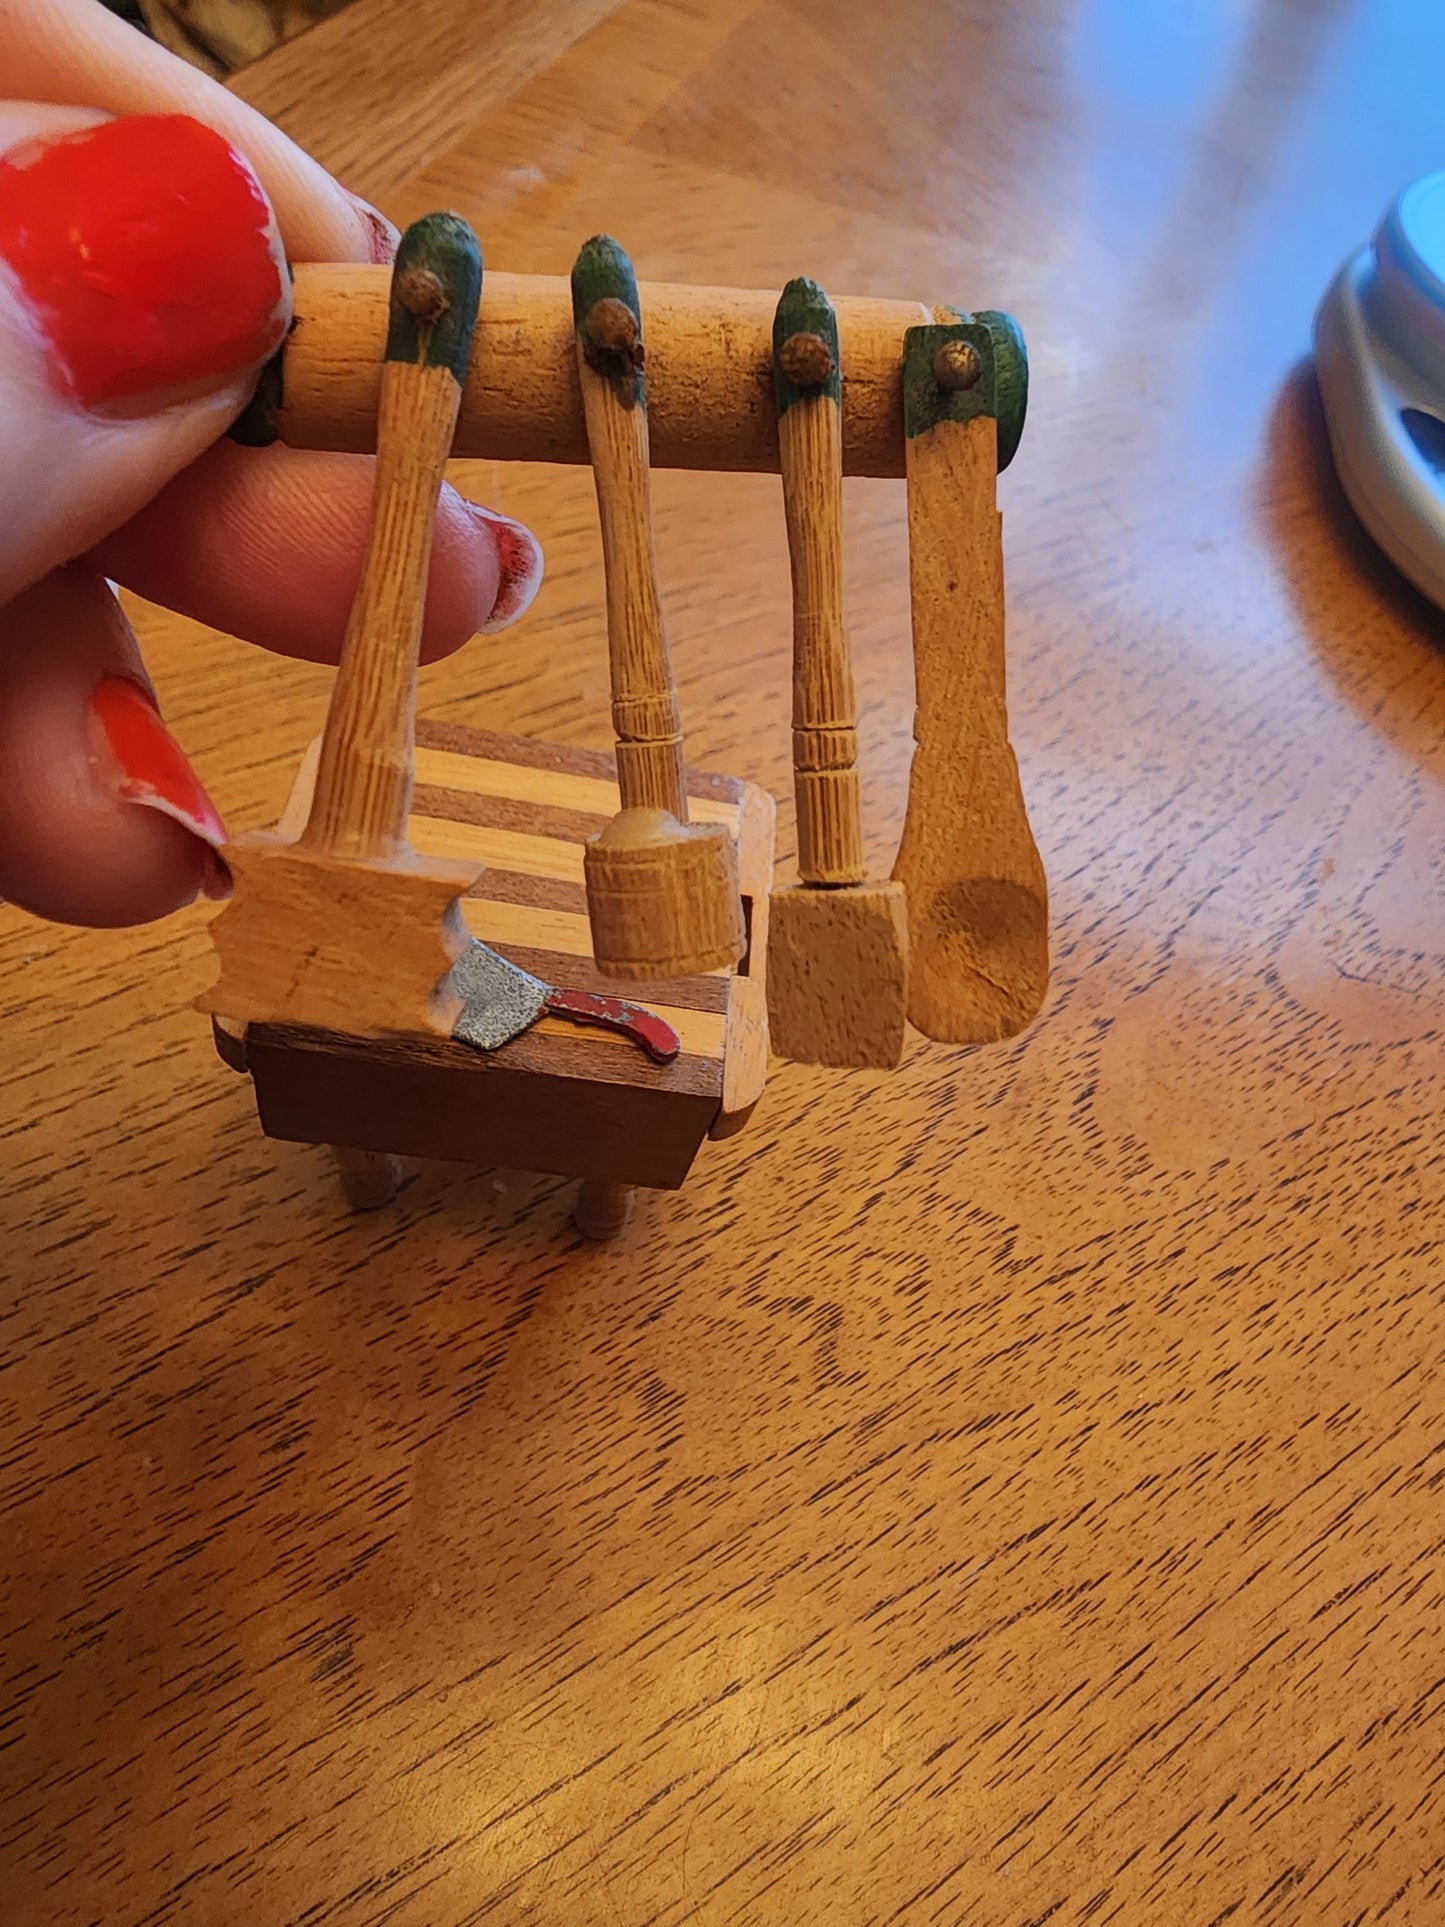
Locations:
571;235;746;982
766;277;909;1070
891;312;1048;1043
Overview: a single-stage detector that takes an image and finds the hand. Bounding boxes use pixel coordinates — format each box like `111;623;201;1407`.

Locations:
0;0;543;927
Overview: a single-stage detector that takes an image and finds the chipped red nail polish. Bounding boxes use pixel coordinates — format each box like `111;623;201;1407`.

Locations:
467;502;544;631
200;850;234;901
0;114;286;409
345;190;401;264
90;676;227;849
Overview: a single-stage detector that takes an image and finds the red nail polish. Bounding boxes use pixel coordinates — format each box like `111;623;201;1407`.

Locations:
201;850;234;901
90;676;227;848
0;114;286;409
345;190;400;264
467;503;544;631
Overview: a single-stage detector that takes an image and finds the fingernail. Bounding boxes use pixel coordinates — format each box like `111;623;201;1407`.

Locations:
345;190;400;265
0;114;288;412
201;850;234;900
468;503;545;632
89;676;227;849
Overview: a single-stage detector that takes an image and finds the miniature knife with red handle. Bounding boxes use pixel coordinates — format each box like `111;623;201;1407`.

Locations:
450;938;679;1064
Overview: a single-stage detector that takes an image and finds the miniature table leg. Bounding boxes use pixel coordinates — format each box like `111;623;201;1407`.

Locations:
331;1145;403;1211
574;1180;634;1240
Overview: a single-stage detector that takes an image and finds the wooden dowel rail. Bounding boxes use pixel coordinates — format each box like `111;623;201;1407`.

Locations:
239;265;939;474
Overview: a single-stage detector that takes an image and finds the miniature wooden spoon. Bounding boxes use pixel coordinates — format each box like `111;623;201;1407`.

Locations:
571;234;746;982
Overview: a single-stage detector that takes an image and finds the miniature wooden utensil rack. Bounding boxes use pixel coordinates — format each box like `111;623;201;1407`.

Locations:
207;215;1048;1240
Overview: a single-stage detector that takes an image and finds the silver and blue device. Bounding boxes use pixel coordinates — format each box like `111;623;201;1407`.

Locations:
1316;173;1445;610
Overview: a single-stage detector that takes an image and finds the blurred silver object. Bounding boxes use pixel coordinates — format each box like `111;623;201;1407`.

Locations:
1316;172;1445;611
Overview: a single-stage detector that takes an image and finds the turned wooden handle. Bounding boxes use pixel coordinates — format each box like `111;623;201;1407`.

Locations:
572;236;688;822
774;278;864;887
301;214;481;860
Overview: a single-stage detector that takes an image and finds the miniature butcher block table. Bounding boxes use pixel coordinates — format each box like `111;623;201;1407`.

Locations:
224;720;772;1189
4;2;1445;1924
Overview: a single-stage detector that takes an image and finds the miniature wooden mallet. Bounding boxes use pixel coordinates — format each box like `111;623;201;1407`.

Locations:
199;213;486;1038
572;235;746;982
765;278;909;1070
892;312;1049;1043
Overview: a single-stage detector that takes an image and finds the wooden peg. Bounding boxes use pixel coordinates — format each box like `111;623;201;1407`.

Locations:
572;235;745;981
332;1146;403;1211
891;315;1049;1043
199;212;486;1039
766;278;908;1070
573;1179;634;1241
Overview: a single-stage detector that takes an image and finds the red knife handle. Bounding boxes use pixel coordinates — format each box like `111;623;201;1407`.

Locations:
544;988;681;1064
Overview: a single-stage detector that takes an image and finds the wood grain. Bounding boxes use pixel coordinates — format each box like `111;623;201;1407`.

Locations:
7;1;1445;1922
301;364;463;859
777;341;862;886
243;1020;722;1183
573;264;688;820
231;0;622;204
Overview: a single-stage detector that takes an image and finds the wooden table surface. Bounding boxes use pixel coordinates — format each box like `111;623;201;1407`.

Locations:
6;1;1445;1920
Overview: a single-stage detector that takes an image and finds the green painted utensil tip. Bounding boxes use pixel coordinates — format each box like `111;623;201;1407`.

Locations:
975;310;1028;471
772;276;842;414
902;312;1028;472
384;211;483;384
571;234;646;402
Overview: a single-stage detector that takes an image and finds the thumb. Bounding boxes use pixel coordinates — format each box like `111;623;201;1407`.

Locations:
0;105;289;607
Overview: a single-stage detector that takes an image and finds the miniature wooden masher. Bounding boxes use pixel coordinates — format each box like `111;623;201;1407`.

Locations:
571;235;746;982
